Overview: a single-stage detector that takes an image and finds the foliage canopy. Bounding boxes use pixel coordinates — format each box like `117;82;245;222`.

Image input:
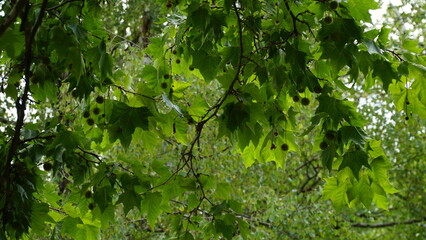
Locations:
0;0;425;239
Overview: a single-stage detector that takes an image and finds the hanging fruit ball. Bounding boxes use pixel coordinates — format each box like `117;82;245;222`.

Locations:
320;141;329;150
96;96;104;104
281;143;289;151
301;98;310;106
43;162;52;171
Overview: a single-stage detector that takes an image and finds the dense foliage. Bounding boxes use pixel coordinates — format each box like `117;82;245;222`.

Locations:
0;0;425;239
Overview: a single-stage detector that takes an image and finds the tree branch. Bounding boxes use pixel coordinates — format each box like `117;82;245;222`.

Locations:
4;0;48;170
352;217;426;228
46;0;82;11
0;0;27;38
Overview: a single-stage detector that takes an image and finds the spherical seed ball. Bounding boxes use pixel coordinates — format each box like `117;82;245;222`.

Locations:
314;85;323;94
83;111;90;118
161;82;168;89
189;66;195;71
175;59;181;64
293;95;300;102
163;74;170;79
85;190;92;198
301;98;310;106
96;96;104;104
43;162;52;171
88;203;95;210
324;16;333;25
271;143;276;150
87;118;95;126
325;130;335;140
320;141;328;150
93;107;100;115
330;1;339;10
281;143;289;151
405;116;409;121
172;50;177;54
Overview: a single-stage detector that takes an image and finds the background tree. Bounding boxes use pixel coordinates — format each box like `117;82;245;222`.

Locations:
0;0;424;239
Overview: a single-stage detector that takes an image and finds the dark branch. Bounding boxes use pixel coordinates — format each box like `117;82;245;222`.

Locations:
5;0;49;169
352;217;426;228
0;0;27;38
47;0;82;11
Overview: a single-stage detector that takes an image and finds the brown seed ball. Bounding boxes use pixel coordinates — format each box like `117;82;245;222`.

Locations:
96;96;104;104
325;130;335;140
93;107;100;115
43;162;52;171
324;16;333;25
405;116;409;121
85;190;92;198
189;66;195;71
330;1;339;10
83;111;90;118
313;85;323;94
320;141;328;150
293;95;300;102
87;118;95;126
161;82;168;89
88;203;95;210
175;59;181;64
281;143;289;151
163;74;170;79
301;98;310;106
271;143;277;150
172;50;177;54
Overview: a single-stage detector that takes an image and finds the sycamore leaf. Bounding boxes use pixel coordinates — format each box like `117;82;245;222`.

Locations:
373;60;398;92
108;101;153;148
141;192;163;231
117;190;141;215
347;0;379;22
191;50;221;81
370;157;398;194
316;95;357;127
93;186;114;213
321;177;349;211
321;144;337;171
222;102;250;132
339;150;370;180
339;126;367;146
215;219;235;240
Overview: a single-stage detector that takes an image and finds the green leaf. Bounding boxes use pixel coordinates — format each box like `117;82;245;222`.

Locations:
30;203;55;234
402;39;423;54
373;60;398;92
116;190;141;215
321;144;337;171
322;176;349;211
215;219;235;240
191;50;221;81
214;182;232;200
93;186;114;213
339;150;370;180
339;126;367;146
221;102;250;132
370;157;398;194
141;192;163;230
107;101;153;148
363;40;383;55
347;0;379;22
316;95;357;127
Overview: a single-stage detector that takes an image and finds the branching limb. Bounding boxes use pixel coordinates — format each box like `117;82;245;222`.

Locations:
352;217;426;228
4;0;49;171
0;0;27;38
